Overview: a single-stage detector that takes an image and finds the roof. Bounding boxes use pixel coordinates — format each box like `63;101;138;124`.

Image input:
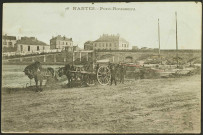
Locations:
17;37;48;46
50;35;72;41
94;34;129;43
84;41;94;45
2;35;16;40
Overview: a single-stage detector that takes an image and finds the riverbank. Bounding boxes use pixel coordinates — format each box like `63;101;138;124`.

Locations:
2;61;67;65
1;75;201;133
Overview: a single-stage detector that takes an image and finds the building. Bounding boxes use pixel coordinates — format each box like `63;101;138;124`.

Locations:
62;45;81;52
132;46;139;50
50;35;73;50
16;37;50;54
2;34;17;48
84;41;94;50
93;34;129;50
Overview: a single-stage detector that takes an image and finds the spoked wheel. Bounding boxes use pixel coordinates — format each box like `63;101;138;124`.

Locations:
97;66;111;85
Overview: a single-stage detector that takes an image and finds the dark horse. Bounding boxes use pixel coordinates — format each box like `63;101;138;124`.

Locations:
24;61;57;91
58;64;75;87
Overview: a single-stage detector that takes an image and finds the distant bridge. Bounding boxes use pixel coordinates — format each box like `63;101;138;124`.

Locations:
3;50;201;64
3;50;94;64
96;50;201;63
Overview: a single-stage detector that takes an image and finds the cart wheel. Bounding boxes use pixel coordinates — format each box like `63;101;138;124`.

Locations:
97;66;111;85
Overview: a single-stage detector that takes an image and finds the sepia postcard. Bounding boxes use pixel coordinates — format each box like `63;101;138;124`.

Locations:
1;2;202;133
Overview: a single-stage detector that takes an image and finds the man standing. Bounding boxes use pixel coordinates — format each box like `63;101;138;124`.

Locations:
110;64;117;85
119;64;125;84
134;67;140;80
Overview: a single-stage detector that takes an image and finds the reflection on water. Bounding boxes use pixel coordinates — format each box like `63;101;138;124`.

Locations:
2;64;64;88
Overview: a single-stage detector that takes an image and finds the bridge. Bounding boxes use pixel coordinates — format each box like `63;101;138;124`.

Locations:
3;50;201;65
3;50;94;64
96;50;201;63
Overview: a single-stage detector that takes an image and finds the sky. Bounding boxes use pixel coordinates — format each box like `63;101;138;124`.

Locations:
3;2;202;49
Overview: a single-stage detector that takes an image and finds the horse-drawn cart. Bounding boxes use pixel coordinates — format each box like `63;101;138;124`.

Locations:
56;58;112;87
68;59;112;86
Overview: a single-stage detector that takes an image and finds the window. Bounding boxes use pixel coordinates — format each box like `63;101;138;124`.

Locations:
20;45;23;52
37;46;39;51
28;46;30;51
9;42;12;47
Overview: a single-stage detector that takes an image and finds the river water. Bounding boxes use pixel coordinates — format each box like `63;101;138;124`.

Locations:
2;64;64;88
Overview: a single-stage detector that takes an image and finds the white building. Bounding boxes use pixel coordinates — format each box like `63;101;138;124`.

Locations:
16;37;50;54
2;34;17;48
93;34;129;50
50;35;73;50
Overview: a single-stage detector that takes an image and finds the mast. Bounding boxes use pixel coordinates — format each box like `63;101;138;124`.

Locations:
175;12;179;67
158;18;161;55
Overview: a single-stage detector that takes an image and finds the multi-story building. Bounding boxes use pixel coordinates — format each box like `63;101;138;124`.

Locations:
16;37;50;54
50;35;73;50
93;34;129;50
2;34;17;48
84;41;93;50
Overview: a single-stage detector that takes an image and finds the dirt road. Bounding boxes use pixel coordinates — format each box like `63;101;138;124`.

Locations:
1;75;201;133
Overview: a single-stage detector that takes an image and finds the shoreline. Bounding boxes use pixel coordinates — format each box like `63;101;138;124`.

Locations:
2;62;68;65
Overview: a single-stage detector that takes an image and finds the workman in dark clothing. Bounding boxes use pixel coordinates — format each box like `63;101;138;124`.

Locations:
134;67;140;80
119;65;125;84
110;64;117;85
139;68;145;79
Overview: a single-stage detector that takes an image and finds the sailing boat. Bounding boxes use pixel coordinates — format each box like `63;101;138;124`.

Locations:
158;18;161;56
158;18;162;64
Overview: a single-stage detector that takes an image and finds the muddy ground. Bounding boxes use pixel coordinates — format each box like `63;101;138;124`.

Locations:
1;75;201;133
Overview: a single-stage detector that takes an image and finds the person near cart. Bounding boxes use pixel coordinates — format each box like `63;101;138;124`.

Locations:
119;64;125;84
110;64;117;85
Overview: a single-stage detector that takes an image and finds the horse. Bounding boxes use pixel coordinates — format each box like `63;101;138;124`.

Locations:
23;61;57;91
57;64;75;87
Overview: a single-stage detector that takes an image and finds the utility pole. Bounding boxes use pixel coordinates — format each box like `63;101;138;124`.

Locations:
175;11;179;67
72;47;75;65
158;18;161;55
